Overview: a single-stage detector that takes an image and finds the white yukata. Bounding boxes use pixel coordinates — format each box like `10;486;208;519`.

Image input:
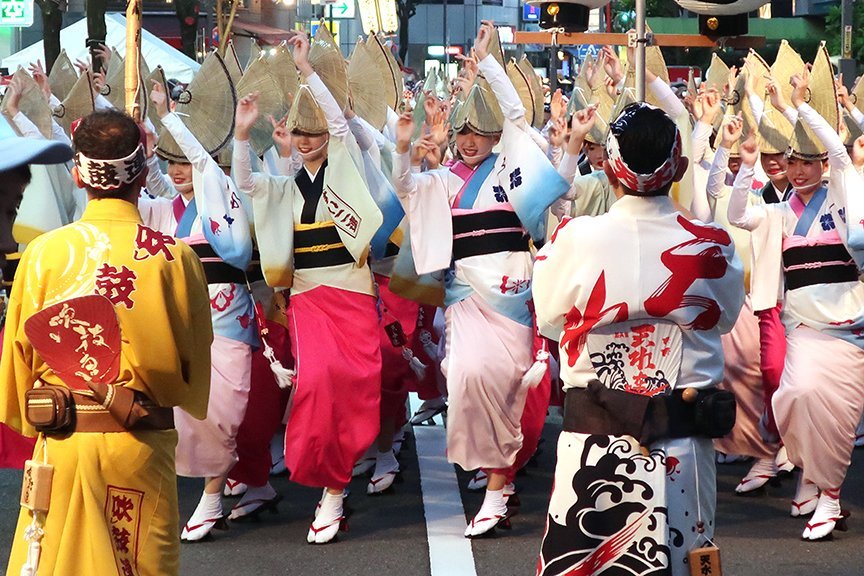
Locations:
534;195;744;576
392;54;568;471
141;114;256;478
727;102;864;493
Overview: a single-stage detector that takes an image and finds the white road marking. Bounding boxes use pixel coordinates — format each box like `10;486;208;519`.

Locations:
410;393;478;576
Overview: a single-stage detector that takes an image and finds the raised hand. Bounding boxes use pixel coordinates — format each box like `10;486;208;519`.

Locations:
836;74;854;112
700;88;721;124
566;105;597;155
395;112;414;154
473;21;495;62
549;89;565;122
150;79;171;119
454;51;479;86
269;112;292;156
28;60;52;102
290;33;313;76
720;115;744;149
546;115;567;149
789;67;809;109
765;76;788;112
851;135;864;170
3;75;23;116
739;132;759;166
601;45;624;85
234;92;261;140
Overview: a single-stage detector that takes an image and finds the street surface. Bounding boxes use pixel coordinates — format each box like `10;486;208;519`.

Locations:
1;400;863;575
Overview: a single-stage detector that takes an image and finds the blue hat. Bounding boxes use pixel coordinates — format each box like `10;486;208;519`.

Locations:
0;137;73;172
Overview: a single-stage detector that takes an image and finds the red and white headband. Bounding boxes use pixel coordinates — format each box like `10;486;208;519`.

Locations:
605;103;683;194
74;144;146;191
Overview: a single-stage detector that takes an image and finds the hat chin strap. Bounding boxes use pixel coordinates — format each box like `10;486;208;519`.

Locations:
792;178;822;194
298;138;329;160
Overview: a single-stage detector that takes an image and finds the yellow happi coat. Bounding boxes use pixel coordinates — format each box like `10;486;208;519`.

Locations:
0;198;213;576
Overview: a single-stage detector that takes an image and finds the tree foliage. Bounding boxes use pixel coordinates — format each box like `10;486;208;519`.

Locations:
825;2;864;66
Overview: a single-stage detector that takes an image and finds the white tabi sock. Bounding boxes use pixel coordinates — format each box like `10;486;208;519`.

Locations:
190;490;223;523
476;488;508;520
373;450;399;478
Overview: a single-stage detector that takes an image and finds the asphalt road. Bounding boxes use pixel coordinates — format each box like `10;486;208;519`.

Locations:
2;414;864;576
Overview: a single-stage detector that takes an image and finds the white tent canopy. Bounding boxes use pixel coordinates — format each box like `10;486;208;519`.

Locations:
2;13;200;83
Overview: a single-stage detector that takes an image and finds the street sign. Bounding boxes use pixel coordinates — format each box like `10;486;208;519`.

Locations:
325;0;355;19
0;0;33;27
522;4;541;22
310;20;340;41
572;44;601;62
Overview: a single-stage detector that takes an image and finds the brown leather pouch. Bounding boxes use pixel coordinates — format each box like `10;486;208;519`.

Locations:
24;384;74;434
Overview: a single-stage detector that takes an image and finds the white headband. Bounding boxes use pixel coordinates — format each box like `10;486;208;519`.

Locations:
74;144;146;191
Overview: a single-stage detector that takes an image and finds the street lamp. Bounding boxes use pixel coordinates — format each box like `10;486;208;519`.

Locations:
358;0;398;34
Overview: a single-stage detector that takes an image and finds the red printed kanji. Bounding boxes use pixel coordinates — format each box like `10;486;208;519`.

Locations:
500;275;530;295
112;527;131;553
110;494;134;523
134;224;176;261
119;558;135;576
561;271;629;367
629;324;655;348
95;264;137;309
644;216;732;330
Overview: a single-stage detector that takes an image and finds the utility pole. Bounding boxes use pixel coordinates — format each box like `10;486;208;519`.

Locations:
840;0;855;90
634;0;646;101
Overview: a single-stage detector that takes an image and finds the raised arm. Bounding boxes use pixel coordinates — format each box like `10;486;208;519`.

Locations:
474;22;525;123
727;136;767;231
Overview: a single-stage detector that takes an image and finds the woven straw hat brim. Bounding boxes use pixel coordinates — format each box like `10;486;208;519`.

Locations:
452;78;503;135
225;41;244;86
104;55;151;119
364;35;400;111
610;87;637;124
422;71;437;94
843;111;863;146
52;72;95;135
49;50;78;101
687;69;697;97
488;28;506;72
788;43;836;158
518;56;545;130
770;40;806;110
286;85;328;135
573;53;593;98
624;41;669;109
412;90;427;140
246;41;263;73
852;76;864;116
375;35;403;110
268;43;301;107
145;66;169;131
704;53;729;93
348;40;388;131
758;106;794;154
507;59;536;128
309;25;349;112
155;51;237;162
238;55;290;156
2;69;53;139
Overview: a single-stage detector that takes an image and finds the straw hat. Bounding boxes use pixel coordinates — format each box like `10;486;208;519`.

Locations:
246;41;263;73
48;50;78;101
573;52;593;97
309;25;350;112
348;39;388;131
155;51;237;162
52;71;95;135
144;66;169;131
452;77;503;135
757;105;794;155
487;27;506;71
436;69;449;99
518;56;546;130
237;54;290;155
364;34;401;111
623;36;670;109
728;50;769;137
225;40;244;87
267;43;301;109
687;68;697;98
788;42;837;160
412;89;427;140
568;86;610;145
770;40;805;109
506;58;535;128
101;54;151;115
851;76;864;116
286;85;328;135
2;69;53;139
610;86;637;123
843;111;863;147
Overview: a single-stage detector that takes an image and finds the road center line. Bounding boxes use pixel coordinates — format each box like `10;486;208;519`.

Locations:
410;393;478;576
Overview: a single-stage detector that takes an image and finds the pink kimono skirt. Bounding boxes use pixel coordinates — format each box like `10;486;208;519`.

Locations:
283;285;382;488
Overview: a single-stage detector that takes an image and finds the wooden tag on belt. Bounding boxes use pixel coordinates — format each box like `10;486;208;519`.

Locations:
20;459;54;513
689;546;722;576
